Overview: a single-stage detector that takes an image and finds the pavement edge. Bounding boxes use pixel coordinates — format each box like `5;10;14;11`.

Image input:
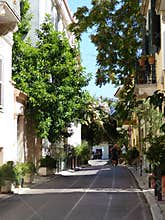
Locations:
128;166;164;220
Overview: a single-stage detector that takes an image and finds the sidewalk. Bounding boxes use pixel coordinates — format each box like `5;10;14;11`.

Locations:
128;166;165;220
0;174;54;201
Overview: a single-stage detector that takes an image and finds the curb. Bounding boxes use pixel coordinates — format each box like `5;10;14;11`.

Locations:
0;193;14;202
0;174;55;199
143;190;163;220
128;167;164;220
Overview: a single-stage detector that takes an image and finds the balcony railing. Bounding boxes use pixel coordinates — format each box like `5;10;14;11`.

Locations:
135;56;156;85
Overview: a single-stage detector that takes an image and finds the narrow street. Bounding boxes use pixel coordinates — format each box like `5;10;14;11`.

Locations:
0;164;153;220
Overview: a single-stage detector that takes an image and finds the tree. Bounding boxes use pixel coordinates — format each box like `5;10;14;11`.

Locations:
70;0;144;86
12;5;89;143
81;97;117;148
69;1;145;124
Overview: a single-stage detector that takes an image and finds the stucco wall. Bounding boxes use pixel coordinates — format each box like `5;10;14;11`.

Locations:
0;33;17;164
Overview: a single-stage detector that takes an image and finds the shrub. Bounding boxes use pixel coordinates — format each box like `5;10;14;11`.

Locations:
125;147;139;165
1;161;16;183
15;162;36;175
145;135;165;174
23;162;36;174
14;162;36;185
0;167;4;186
75;142;90;165
39;155;56;169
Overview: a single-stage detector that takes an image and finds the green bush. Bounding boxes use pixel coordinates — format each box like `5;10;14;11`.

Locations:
15;162;36;175
14;162;36;185
23;162;36;174
75;142;90;165
1;161;16;183
125;147;139;165
39;155;56;169
145;135;165;174
0;167;4;186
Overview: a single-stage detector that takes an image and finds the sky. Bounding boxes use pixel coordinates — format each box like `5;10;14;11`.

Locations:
67;0;117;99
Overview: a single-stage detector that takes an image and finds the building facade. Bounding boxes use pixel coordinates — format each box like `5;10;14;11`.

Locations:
130;0;165;170
28;0;75;47
0;0;22;164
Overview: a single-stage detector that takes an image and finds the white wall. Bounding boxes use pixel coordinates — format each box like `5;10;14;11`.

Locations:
28;0;75;46
0;33;17;164
68;123;81;147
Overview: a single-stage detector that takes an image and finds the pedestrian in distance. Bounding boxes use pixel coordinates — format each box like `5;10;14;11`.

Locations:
120;143;127;164
121;144;127;155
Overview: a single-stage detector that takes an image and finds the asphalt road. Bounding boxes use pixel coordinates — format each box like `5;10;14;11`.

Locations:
0;165;153;220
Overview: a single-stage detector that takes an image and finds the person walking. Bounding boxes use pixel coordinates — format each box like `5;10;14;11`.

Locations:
121;144;127;155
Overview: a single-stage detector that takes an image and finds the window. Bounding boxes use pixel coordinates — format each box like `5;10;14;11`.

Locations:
0;59;4;107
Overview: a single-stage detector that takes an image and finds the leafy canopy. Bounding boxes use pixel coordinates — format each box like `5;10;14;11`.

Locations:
70;0;144;86
12;6;89;143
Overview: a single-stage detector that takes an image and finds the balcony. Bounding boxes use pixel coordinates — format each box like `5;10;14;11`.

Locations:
0;1;20;35
134;57;157;98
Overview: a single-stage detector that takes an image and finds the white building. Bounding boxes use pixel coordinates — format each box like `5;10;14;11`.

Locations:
28;0;75;47
0;0;21;164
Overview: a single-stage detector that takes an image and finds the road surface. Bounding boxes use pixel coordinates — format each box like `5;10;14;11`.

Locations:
0;165;153;220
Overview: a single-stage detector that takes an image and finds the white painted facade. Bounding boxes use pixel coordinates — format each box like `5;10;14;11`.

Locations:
0;34;16;164
0;0;20;164
28;0;75;47
68;123;81;147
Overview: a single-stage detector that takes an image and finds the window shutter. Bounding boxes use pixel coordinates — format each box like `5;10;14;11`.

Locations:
148;0;161;54
148;9;153;54
152;14;160;49
142;33;149;55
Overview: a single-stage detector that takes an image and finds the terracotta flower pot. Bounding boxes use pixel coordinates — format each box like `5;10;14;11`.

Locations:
23;173;34;184
148;56;155;65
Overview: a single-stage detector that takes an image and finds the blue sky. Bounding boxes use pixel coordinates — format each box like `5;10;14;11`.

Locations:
67;0;117;99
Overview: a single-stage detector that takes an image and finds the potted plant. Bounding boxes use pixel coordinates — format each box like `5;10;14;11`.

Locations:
22;162;36;184
38;155;56;176
0;161;16;193
15;161;36;185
